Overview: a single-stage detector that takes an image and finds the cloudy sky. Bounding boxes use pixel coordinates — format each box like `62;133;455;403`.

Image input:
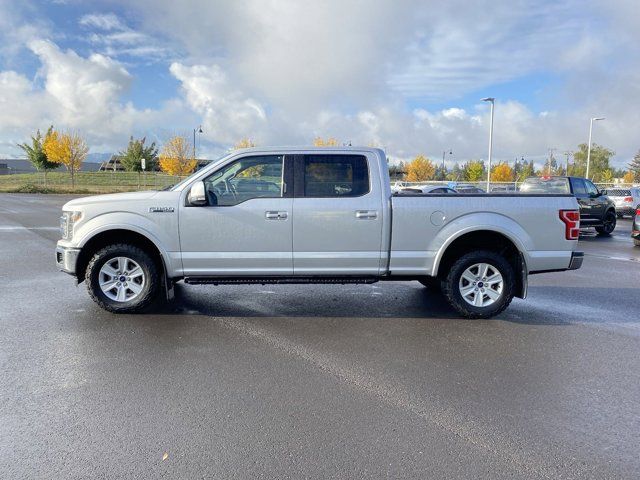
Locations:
1;0;638;167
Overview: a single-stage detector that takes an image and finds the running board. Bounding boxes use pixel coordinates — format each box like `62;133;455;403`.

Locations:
184;276;379;285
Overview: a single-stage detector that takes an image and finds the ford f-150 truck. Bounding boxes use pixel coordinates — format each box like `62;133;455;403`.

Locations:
56;147;583;318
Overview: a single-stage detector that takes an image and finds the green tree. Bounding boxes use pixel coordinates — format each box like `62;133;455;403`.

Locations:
571;143;614;180
463;160;485;182
628;150;640;182
118;136;158;173
517;161;535;182
17;126;59;187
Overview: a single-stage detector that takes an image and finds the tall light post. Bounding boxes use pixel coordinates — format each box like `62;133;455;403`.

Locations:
441;149;452;181
193;125;203;160
586;117;604;180
482;97;495;191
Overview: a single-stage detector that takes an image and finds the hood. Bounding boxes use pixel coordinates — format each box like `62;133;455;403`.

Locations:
63;190;158;210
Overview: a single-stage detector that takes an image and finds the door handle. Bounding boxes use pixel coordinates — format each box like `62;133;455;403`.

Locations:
355;210;378;219
265;211;288;220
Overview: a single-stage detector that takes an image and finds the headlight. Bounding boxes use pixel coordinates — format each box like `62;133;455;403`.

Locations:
60;211;82;240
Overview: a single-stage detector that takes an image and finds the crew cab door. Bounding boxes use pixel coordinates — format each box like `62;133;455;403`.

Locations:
584;179;607;219
570;178;593;222
292;153;384;275
179;154;294;276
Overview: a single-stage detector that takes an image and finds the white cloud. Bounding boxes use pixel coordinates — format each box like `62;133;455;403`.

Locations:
79;13;125;31
79;12;172;62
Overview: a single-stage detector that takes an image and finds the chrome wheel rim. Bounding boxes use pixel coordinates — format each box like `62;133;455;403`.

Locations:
458;263;503;308
98;257;145;302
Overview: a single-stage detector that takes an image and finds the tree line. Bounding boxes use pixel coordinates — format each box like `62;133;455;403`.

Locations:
392;144;640;183
16;130;640;189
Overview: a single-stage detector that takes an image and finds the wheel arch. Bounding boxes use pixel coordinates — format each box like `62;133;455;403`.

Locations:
433;229;527;299
75;228;168;285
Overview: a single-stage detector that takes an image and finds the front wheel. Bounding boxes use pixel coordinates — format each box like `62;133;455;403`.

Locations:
596;210;616;235
442;250;515;319
85;243;160;313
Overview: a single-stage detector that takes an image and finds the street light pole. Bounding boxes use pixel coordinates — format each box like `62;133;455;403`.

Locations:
586;117;604;180
482;97;495;191
442;149;452;181
193;125;203;160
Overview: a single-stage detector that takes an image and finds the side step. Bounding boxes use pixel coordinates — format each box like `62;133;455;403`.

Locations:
184;276;379;286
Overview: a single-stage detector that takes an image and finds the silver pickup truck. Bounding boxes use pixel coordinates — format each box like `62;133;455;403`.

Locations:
56;147;583;318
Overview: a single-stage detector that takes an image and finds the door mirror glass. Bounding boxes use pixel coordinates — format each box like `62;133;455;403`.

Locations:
188;181;207;206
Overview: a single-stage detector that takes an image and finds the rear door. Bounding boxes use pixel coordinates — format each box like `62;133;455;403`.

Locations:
292;153;384;275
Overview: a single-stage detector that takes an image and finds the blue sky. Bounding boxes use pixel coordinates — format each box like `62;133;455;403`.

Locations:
1;0;639;168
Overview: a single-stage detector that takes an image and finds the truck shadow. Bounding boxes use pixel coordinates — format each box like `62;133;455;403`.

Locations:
152;282;461;320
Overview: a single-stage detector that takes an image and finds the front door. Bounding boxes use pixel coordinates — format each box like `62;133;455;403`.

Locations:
292;153;384;275
179;154;293;276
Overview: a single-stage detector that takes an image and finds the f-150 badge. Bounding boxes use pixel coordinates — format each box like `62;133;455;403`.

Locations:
149;207;175;213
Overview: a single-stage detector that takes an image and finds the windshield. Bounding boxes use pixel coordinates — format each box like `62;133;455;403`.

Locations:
169;152;231;191
520;177;570;194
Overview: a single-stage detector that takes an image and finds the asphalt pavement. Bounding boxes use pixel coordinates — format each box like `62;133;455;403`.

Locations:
1;193;639;479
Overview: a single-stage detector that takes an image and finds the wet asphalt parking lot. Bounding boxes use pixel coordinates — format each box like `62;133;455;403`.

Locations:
1;193;639;479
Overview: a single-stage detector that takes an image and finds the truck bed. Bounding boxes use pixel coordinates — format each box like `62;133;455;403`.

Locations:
388;192;578;275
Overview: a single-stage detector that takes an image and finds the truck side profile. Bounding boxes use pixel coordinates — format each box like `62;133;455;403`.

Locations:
56;147;583;318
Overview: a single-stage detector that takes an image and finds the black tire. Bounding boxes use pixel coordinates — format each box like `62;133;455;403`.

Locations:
418;276;442;292
634;238;640;247
442;250;515;319
85;243;160;313
595;210;616;236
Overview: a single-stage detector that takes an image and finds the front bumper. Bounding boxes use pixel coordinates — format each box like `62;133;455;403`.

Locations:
568;251;584;270
56;244;81;276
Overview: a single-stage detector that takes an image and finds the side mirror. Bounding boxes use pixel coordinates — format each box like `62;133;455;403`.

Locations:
188;181;207;206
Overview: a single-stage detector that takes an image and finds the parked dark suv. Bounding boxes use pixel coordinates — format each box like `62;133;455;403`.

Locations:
520;176;617;235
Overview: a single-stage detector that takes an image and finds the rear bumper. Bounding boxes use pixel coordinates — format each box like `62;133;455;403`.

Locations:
56;244;81;276
568;251;583;270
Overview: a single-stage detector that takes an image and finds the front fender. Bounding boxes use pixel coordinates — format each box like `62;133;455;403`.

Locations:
73;212;181;277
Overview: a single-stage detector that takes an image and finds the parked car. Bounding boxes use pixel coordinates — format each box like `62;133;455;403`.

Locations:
520;176;616;235
602;187;636;218
490;184;518;193
633;206;640;247
400;185;457;194
56;147;582;319
454;184;486;194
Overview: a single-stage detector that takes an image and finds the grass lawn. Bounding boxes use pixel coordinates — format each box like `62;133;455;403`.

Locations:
0;171;186;194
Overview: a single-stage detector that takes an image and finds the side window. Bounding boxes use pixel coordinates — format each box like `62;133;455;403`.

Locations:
303;155;369;197
585;180;598;196
570;178;587;196
203;155;284;206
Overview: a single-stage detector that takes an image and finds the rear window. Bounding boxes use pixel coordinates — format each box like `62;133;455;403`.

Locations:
303;155;369;197
520;177;570;194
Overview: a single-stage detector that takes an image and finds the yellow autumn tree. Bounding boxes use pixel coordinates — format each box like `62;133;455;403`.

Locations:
623;171;635;184
234;138;256;149
406;155;435;182
313;137;339;147
43;130;88;189
159;136;197;176
491;163;514;182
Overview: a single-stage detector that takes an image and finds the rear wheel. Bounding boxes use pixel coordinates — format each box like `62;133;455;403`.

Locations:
86;243;160;313
596;210;616;235
442;250;515;319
